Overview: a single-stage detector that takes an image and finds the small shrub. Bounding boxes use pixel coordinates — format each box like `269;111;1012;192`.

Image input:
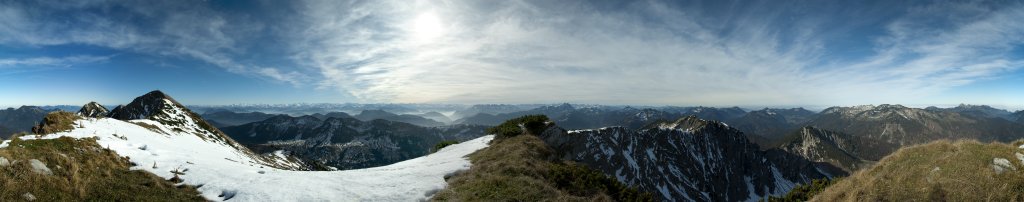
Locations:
431;140;459;153
762;178;839;202
487;115;550;140
548;163;654;201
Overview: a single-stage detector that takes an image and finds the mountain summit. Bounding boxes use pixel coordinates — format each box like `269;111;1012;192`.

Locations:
77;102;109;118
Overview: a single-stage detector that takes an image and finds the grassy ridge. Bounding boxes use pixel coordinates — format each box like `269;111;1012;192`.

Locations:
433;115;652;201
813;140;1024;201
0;136;204;201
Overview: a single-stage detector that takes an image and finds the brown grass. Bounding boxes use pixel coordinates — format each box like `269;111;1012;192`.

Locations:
433;134;652;201
0;137;204;201
31;111;79;135
812;140;1024;201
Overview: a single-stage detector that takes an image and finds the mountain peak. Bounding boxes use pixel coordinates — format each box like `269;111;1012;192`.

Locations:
77;101;109;118
107;90;183;120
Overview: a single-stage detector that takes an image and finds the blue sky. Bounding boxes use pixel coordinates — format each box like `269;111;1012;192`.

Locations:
0;0;1022;109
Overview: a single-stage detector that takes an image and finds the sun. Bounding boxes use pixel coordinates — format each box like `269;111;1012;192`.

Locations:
411;12;444;41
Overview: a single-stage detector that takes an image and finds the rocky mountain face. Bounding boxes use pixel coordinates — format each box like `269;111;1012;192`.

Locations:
353;110;444;127
538;116;843;201
77;102;109;118
0;106;52;138
774;126;867;172
805;104;1024;160
221;115;488;170
200;111;278;127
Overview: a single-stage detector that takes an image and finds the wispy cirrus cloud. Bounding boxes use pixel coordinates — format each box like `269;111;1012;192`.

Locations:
0;55;110;67
291;0;1024;105
0;1;306;86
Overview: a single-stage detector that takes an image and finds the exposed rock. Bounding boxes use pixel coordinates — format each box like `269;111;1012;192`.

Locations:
0;156;9;167
76;101;109;118
28;159;53;175
993;158;1015;174
1017;153;1024;166
22;192;35;201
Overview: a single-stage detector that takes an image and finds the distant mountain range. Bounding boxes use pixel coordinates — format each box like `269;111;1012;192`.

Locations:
805;104;1024;161
0;106;54;138
220;114;488;170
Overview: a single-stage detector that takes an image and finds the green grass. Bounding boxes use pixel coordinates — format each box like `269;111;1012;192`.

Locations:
813;140;1024;201
433;117;652;201
0;137;204;201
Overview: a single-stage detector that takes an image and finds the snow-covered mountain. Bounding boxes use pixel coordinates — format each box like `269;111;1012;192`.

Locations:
0;91;495;201
221;114;489;170
539;116;842;201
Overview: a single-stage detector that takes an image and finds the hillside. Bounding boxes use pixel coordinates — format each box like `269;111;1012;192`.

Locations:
813;140;1024;201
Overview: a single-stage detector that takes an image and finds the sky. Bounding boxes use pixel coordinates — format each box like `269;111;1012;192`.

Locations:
0;0;1022;109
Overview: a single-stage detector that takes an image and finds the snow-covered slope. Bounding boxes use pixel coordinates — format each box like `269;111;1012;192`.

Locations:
2;117;493;201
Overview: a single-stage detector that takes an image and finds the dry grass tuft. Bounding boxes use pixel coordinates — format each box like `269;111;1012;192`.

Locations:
813;139;1024;201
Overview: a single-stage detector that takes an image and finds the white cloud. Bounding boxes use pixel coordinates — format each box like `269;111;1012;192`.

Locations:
0;55;110;67
0;1;304;86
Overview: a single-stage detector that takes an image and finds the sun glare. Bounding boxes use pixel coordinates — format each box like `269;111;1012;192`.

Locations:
411;12;444;41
